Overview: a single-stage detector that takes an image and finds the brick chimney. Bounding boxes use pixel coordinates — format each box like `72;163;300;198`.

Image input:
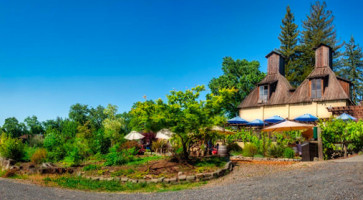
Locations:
314;43;333;69
265;51;285;76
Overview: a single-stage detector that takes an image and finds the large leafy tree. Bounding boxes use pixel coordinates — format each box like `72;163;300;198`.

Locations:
89;105;107;130
130;100;167;132
24;115;44;136
69;103;90;125
208;57;265;118
131;85;236;159
298;1;343;83
2;117;27;138
102;104;125;145
278;5;300;87
336;36;363;104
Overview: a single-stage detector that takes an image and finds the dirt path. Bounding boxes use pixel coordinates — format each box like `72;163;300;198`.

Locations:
1;155;362;200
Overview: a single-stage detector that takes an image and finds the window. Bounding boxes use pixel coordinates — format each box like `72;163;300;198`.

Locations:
311;79;322;99
259;85;268;102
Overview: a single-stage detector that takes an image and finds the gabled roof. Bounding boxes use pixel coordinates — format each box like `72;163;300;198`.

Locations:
238;73;293;108
288;66;350;104
265;50;285;58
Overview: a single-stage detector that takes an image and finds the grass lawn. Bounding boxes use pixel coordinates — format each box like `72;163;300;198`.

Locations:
43;175;207;193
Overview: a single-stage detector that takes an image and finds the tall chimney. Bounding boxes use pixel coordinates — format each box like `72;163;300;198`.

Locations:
265;51;285;76
314;43;333;69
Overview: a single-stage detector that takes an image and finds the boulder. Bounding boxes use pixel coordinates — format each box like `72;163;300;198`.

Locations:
178;175;187;181
121;177;129;182
186;175;196;181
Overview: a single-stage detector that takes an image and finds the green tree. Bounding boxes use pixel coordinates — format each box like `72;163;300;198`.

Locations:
208;57;265;117
336;36;363;104
69;103;90;125
24;115;44;136
2;117;27;138
299;1;343;83
129;100;167;132
102;104;125;145
278;5;300;87
89;105;106;130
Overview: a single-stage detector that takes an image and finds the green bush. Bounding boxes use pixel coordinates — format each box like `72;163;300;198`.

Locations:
242;143;258;157
227;143;242;153
31;148;48;164
0;134;25;161
104;148;137;166
253;154;264;158
268;144;285;158
83;164;101;171
23;146;37;162
283;148;295;158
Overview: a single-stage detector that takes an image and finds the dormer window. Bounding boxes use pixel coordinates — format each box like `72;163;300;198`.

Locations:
311;79;322;99
259;85;268;102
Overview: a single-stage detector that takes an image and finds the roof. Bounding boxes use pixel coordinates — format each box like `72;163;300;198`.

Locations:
306;67;330;79
238;73;293;108
288;66;351;104
313;43;334;52
265;50;284;58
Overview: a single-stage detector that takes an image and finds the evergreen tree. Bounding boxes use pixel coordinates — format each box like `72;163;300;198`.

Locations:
336;36;363;104
299;1;343;83
278;5;300;87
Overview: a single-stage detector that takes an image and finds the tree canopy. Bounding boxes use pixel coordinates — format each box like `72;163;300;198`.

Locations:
208;57;265;118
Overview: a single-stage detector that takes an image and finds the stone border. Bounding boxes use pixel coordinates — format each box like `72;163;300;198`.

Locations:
83;161;233;184
230;155;301;162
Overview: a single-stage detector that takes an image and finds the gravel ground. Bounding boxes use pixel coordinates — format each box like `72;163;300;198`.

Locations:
0;155;362;200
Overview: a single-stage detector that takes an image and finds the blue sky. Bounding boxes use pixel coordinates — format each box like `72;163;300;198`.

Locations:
0;0;362;124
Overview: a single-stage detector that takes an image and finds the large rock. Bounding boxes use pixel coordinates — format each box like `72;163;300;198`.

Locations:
186;175;196;181
178;175;187;181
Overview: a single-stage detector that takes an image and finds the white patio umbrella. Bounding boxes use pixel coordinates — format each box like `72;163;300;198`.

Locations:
262;120;314;132
124;131;145;140
156;128;174;140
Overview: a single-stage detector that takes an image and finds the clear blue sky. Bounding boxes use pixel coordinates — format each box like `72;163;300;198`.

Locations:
0;0;362;124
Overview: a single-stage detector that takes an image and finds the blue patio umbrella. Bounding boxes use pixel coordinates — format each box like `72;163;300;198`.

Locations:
246;119;266;126
227;116;248;124
264;115;285;123
336;113;357;121
294;113;318;122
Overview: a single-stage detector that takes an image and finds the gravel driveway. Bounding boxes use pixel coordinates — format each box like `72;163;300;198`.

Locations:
1;155;362;200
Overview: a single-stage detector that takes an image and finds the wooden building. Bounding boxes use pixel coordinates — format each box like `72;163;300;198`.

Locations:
238;44;355;121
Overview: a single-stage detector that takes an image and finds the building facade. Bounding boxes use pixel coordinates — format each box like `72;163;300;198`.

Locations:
238;44;353;121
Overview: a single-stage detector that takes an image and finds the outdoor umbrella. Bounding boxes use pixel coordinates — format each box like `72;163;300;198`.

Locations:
246;119;266;126
294;113;318;122
262;120;314;132
124;131;145;140
264;115;285;123
156;128;174;140
227;116;248;124
336;113;357;121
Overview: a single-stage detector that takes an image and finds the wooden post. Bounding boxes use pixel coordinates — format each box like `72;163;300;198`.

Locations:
317;126;324;161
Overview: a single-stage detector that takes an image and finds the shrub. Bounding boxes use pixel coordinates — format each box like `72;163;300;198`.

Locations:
268;144;285;158
120;141;141;151
83;164;101;171
283;148;295;158
227;143;242;153
242;143;258;157
0;134;25;161
151;140;167;153
104;148;136;166
254;154;264;158
31;148;48;164
23;146;37;162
